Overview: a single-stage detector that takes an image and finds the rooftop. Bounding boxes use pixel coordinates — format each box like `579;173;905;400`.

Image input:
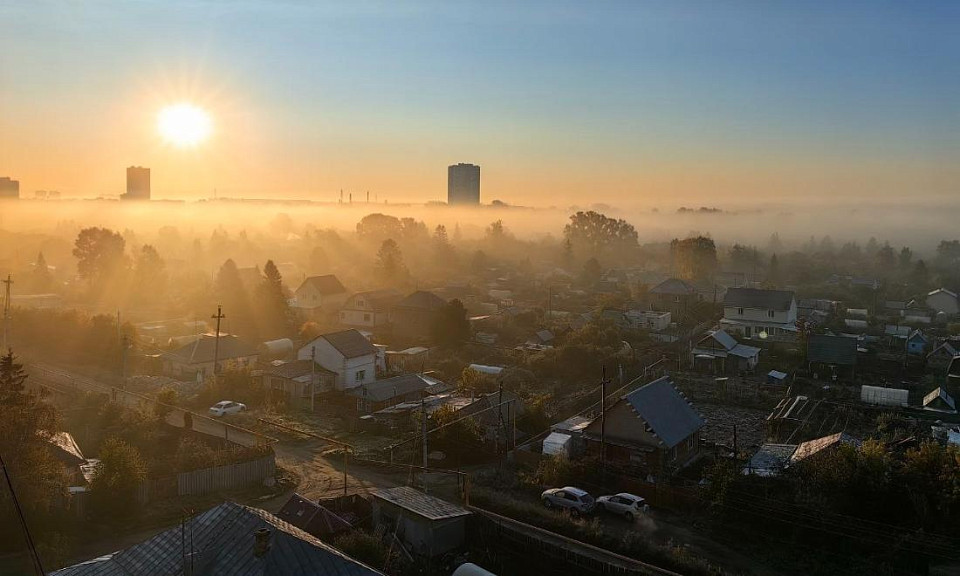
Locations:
164;334;258;365
620;376;705;449
724;287;795;311
297;274;347;295
320;330;377;359
372;486;471;521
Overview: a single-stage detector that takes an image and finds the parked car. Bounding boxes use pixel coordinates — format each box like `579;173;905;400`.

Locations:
209;400;246;417
597;492;648;521
541;486;595;516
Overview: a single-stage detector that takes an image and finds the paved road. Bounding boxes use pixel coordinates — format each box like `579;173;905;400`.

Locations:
28;362;264;447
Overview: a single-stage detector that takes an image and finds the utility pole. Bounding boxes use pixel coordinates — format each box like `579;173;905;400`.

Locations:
211;305;225;376
497;378;504;473
1;274;12;351
310;346;317;412
120;334;128;389
421;397;428;492
600;366;610;478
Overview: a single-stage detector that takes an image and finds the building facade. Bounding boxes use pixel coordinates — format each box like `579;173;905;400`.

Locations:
0;177;20;199
123;166;150;200
447;163;480;205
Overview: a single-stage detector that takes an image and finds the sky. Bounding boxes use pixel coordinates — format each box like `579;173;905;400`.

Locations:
1;1;957;206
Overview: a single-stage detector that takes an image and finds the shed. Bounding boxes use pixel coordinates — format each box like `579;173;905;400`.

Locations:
542;432;572;457
766;370;788;385
923;387;956;413
371;486;471;557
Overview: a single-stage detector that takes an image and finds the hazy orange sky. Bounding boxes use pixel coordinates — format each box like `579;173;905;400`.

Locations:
1;2;957;206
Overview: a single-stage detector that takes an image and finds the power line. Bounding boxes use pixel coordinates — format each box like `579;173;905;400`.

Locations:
0;452;45;576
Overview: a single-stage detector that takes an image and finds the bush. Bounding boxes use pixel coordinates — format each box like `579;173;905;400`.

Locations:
88;438;147;519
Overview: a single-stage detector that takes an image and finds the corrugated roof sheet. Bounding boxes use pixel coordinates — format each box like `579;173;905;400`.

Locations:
347;373;444;403
321;330;377;359
372;486;471;521
623;377;704;449
791;432;860;463
807;334;858;366
45;431;85;465
51;501;384;576
263;360;335;380
724;287;795;311
277;494;352;538
164;335;258;365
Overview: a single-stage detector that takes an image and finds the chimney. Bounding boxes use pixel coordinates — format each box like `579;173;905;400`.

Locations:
254;528;272;557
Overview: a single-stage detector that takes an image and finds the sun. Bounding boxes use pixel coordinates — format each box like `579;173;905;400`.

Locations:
158;103;212;147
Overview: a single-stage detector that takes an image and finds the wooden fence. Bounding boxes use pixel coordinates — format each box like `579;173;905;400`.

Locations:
177;453;276;496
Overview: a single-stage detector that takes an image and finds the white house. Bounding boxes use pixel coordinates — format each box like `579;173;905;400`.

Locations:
339;289;403;329
293;275;348;319
297;329;377;390
926;288;959;316
720;287;797;341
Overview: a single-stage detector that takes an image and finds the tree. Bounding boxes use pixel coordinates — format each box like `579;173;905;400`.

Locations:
374;239;408;286
31;251;53;292
73;227;127;284
432;299;470;345
767;254;781;286
877;243;895;272
563;211;638;260
356;213;402;243
580;257;602;284
88;438;147;518
470;250;488;273
898;247;913;271
670;236;718;281
433;225;455;264
133;244;167;299
308;245;329;273
912;260;930;290
935;240;960;269
214;259;257;340
0;351;64;527
154;387;178;419
256;260;293;339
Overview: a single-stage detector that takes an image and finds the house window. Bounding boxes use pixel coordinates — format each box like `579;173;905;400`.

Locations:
738;307;744;315
767;310;775;318
355;370;366;382
363;313;371;322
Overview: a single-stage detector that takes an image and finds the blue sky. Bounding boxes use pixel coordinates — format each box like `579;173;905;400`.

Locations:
1;1;957;203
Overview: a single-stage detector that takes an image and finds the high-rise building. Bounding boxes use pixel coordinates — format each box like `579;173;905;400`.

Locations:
123;166;151;200
447;163;480;205
0;177;20;199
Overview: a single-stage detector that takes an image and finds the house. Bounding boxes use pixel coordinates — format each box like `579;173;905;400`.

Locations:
276;493;352;539
50;501;384;576
293;275;348;319
456;389;525;444
923;387;956;413
691;329;760;374
647;278;700;315
162;334;258;381
262;359;336;409
339;289;403;329
533;329;555;345
385;346;430;374
582;376;705;475
390;290;447;340
625;309;671;332
927;341;959;370
371;486;471;557
905;329;929;356
926;288;960;316
297;329;377;390
807;334;858;378
790;432;861;464
721;287;797;340
43;432;86;485
742;444;797;477
348;373;449;414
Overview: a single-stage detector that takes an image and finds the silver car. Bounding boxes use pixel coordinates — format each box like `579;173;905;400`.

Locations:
596;492;648;521
209;400;246;417
541;486;595;516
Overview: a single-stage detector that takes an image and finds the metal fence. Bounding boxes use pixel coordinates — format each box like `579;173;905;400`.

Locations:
177;453;276;496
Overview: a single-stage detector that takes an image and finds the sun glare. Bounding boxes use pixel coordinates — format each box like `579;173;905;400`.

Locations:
158;103;212;147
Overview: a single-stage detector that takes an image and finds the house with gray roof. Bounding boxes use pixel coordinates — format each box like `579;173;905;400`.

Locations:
583;376;705;475
293;274;348;319
262;359;336;409
647;278;701;315
51;501;384;576
162;334;259;381
339;289;403;330
691;329;760;374
347;372;450;414
371;486;471;557
390;290;447;340
297;329;377;390
720;287;797;341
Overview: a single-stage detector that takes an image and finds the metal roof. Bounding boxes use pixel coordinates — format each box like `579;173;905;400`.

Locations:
347;373;444;403
394;290;446;310
372;486;471;521
298;275;347;295
923;387;956;411
45;431;85;465
791;432;860;463
263;360;335;380
164;335;258;365
807;334;858;366
51;501;384;576
276;493;352;538
622;377;705;449
347;289;403;311
724;287;795;311
743;444;797;476
320;330;377;359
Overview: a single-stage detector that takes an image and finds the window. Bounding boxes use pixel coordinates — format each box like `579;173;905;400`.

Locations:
355;370;366;382
363;313;371;322
767;309;775;318
737;307;744;315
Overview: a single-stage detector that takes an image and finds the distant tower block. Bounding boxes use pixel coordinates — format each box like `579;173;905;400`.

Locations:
447;163;480;205
122;166;151;200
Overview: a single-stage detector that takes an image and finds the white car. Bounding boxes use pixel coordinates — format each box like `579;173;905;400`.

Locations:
209;400;246;417
541;486;595;516
597;492;648;521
